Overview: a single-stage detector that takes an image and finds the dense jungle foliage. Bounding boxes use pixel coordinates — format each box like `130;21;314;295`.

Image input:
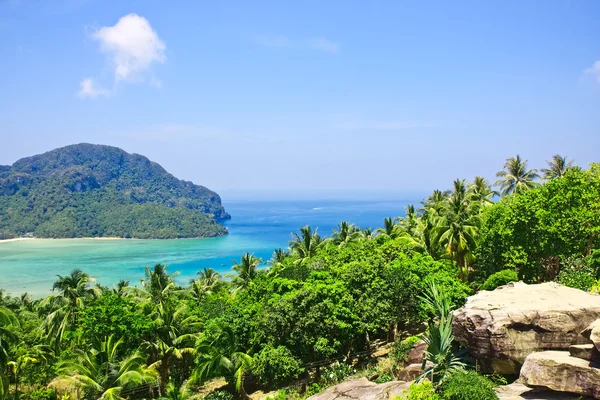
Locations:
0;154;599;400
0;144;229;239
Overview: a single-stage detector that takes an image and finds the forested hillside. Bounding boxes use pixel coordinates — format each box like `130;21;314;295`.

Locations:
0;144;229;239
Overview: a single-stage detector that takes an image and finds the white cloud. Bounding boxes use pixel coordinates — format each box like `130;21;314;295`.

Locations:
77;78;109;98
583;60;600;84
93;13;166;82
252;34;340;53
306;37;340;54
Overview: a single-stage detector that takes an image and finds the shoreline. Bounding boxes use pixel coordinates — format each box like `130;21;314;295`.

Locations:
0;236;227;244
0;237;130;244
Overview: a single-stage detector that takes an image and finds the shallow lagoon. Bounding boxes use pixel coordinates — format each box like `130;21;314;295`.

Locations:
0;199;411;296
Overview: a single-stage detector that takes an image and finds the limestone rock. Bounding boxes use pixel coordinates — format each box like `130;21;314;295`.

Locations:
569;344;600;362
496;381;590;399
582;319;600;351
520;351;600;399
406;340;427;364
452;282;600;374
397;362;432;381
306;378;410;400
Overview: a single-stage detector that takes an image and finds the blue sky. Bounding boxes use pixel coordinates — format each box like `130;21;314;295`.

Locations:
1;0;599;199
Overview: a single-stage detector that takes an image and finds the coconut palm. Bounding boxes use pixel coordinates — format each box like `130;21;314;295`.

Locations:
43;269;101;350
375;217;400;239
397;205;419;236
541;154;574;180
289;225;323;264
190;268;222;300
494;155;540;196
467;176;497;209
52;335;156;400
112;280;130;298
139;264;178;305
0;307;18;400
193;327;253;398
7;345;51;400
145;302;199;396
361;228;375;240
229;253;261;290
435;179;480;279
330;221;362;247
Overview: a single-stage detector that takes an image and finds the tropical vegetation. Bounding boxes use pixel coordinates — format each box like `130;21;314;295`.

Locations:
0;154;598;399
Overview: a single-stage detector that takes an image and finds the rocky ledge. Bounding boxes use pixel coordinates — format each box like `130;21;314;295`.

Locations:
452;281;600;374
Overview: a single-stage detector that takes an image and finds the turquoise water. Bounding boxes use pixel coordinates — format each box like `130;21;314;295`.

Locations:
0;199;411;297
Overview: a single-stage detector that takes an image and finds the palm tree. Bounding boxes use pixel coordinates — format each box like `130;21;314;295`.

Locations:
495;155;540;196
361;228;375;240
397;205;419;236
140;264;178;305
267;249;289;277
289;225;323;264
145;302;198;396
467;176;497;209
435;179;480;279
190;268;222;301
541;154;574;180
375;217;400;239
330;221;362;247
43;269;100;350
7;345;51;400
0;307;18;400
229;254;261;290
112;280;130;297
52;335;156;400
193;327;253;398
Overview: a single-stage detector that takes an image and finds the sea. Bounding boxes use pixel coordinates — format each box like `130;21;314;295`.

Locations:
0;199;413;297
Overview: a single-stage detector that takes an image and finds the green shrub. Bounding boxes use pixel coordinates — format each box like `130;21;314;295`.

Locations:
480;270;518;291
26;388;56;400
253;345;304;387
323;361;354;383
392;336;420;365
557;256;598;291
204;390;234;400
440;370;498;400
307;383;323;396
401;381;440;400
375;372;393;383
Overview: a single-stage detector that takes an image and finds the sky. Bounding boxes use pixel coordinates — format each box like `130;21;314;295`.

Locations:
1;0;599;200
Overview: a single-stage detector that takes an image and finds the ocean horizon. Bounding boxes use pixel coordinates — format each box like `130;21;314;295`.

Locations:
0;198;414;297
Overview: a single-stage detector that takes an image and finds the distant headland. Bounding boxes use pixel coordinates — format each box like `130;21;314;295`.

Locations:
0;143;230;240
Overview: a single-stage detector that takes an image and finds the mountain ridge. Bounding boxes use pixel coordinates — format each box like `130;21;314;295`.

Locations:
0;143;230;239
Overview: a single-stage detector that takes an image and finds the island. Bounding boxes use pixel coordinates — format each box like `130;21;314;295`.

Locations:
0;143;230;239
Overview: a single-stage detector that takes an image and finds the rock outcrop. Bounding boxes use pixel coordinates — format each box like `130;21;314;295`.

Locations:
496;381;589;399
306;378;410;400
452;282;600;374
520;351;600;399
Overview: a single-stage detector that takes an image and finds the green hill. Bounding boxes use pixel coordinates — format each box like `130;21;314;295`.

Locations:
0;143;230;239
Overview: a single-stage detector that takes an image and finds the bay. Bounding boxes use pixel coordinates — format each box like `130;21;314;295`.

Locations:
0;199;411;297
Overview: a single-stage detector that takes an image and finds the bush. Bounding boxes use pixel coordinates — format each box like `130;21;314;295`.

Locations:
253;345;304;387
440;370;498;400
401;381;440;400
557;256;598;291
480;270;518;291
392;336;420;365
204;390;234;400
323;361;354;383
26;388;56;400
